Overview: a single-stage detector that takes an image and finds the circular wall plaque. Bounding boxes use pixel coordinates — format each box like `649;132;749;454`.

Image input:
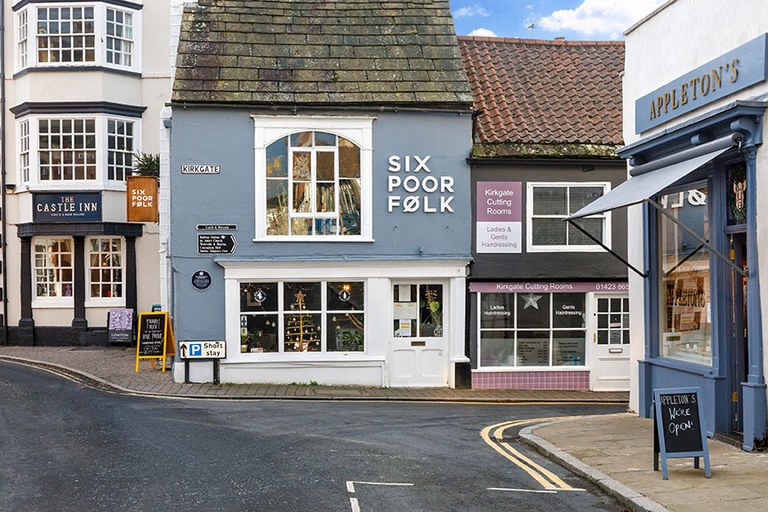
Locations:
191;270;212;291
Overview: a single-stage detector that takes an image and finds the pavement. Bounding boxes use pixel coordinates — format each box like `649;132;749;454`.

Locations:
2;345;767;512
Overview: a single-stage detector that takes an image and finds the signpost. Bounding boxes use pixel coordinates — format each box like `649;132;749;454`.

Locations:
197;234;237;254
178;341;226;384
653;387;711;479
135;312;176;373
107;309;134;344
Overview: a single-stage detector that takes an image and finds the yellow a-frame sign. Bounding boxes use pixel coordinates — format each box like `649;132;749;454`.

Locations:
135;312;176;373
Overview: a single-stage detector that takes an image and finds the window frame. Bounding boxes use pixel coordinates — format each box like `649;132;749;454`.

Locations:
526;181;612;253
17;114;141;191
253;116;374;241
32;236;75;307
477;291;588;369
85;236;125;306
239;280;366;354
15;3;141;74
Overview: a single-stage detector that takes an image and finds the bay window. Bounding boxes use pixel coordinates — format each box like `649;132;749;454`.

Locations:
17;115;139;189
16;3;139;72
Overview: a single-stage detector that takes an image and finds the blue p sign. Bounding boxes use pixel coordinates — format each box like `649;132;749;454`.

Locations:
190;343;202;357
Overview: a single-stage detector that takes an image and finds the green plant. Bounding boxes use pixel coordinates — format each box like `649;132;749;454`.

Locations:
132;152;160;177
340;330;364;351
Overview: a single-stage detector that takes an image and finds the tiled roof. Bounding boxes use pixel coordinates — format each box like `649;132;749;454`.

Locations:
173;0;472;110
458;37;624;158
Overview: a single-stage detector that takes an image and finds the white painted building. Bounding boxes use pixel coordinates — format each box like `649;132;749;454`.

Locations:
2;0;173;345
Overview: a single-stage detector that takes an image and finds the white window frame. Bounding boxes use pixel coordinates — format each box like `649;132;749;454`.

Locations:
17;114;141;192
239;280;366;354
253;116;374;241
15;3;141;74
476;291;589;370
32;236;75;308
526;181;612;253
85;236;125;306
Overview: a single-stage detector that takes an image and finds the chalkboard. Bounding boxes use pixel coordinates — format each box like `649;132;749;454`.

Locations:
107;309;134;344
137;312;167;357
653;387;710;479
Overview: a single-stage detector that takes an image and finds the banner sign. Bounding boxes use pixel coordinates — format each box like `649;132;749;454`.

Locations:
33;192;102;222
126;176;159;222
470;281;629;293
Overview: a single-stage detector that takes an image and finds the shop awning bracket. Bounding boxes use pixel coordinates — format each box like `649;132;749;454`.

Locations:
647;198;747;276
565;219;649;278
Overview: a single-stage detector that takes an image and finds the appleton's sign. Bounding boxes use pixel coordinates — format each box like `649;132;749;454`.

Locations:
635;33;768;133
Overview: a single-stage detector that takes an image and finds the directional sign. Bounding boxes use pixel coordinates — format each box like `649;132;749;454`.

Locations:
179;340;226;360
197;234;237;254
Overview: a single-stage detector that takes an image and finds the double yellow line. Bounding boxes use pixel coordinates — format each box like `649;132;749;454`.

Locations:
481;417;582;491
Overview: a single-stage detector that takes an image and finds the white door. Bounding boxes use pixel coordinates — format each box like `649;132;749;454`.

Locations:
588;294;631;391
390;283;448;387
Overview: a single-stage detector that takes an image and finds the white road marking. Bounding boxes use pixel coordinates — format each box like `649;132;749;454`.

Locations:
349;497;361;512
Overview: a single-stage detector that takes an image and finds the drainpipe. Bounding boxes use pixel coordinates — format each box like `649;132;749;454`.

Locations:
1;0;8;345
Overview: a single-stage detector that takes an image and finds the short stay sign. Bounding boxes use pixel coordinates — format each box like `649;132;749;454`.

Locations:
653;387;711;479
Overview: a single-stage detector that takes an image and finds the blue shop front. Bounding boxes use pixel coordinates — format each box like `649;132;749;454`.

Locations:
572;32;768;449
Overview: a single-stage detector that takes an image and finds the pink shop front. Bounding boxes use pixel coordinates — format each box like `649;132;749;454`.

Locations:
469;281;630;391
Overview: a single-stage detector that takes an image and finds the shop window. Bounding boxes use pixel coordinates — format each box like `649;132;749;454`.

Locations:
18;115;138;189
596;297;630;345
527;182;611;252
659;185;712;366
87;237;123;300
254;116;373;240
478;292;586;367
239;281;365;353
16;4;139;72
34;238;73;299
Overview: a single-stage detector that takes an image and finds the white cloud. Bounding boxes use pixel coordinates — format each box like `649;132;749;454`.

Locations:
467;28;497;37
453;5;490;18
538;0;665;39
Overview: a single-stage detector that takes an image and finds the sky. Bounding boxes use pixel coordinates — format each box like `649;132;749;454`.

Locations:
449;0;667;40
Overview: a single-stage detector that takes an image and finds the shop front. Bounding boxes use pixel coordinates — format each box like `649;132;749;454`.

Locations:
573;16;768;449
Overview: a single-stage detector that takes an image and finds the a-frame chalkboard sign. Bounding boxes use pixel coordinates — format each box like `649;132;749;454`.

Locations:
135;312;176;373
653;387;711;480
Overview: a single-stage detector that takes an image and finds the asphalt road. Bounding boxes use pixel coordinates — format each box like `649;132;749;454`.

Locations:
0;361;629;511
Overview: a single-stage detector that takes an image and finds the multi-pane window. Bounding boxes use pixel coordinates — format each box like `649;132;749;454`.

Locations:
478;292;586;367
18;9;28;68
88;238;123;299
239;281;365;353
19;120;30;183
393;284;444;338
527;183;610;251
38;119;97;181
106;8;133;66
16;4;138;71
266;131;362;236
19;116;138;186
34;238;74;299
596;297;630;345
108;120;134;181
36;6;96;64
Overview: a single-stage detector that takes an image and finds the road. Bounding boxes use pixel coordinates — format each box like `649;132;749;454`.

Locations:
0;361;628;511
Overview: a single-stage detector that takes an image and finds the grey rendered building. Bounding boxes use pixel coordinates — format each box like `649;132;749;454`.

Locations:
166;0;474;386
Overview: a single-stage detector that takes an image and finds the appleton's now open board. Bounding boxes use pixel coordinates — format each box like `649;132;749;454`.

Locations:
135;312;176;373
653;387;711;479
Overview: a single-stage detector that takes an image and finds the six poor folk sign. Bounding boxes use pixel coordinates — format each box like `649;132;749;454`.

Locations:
653;387;711;480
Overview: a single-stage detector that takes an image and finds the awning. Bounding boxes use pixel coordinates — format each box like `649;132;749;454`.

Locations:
567;145;730;220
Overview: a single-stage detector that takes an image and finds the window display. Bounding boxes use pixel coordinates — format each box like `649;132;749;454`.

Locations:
239;281;365;353
478;292;586;367
659;186;712;366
